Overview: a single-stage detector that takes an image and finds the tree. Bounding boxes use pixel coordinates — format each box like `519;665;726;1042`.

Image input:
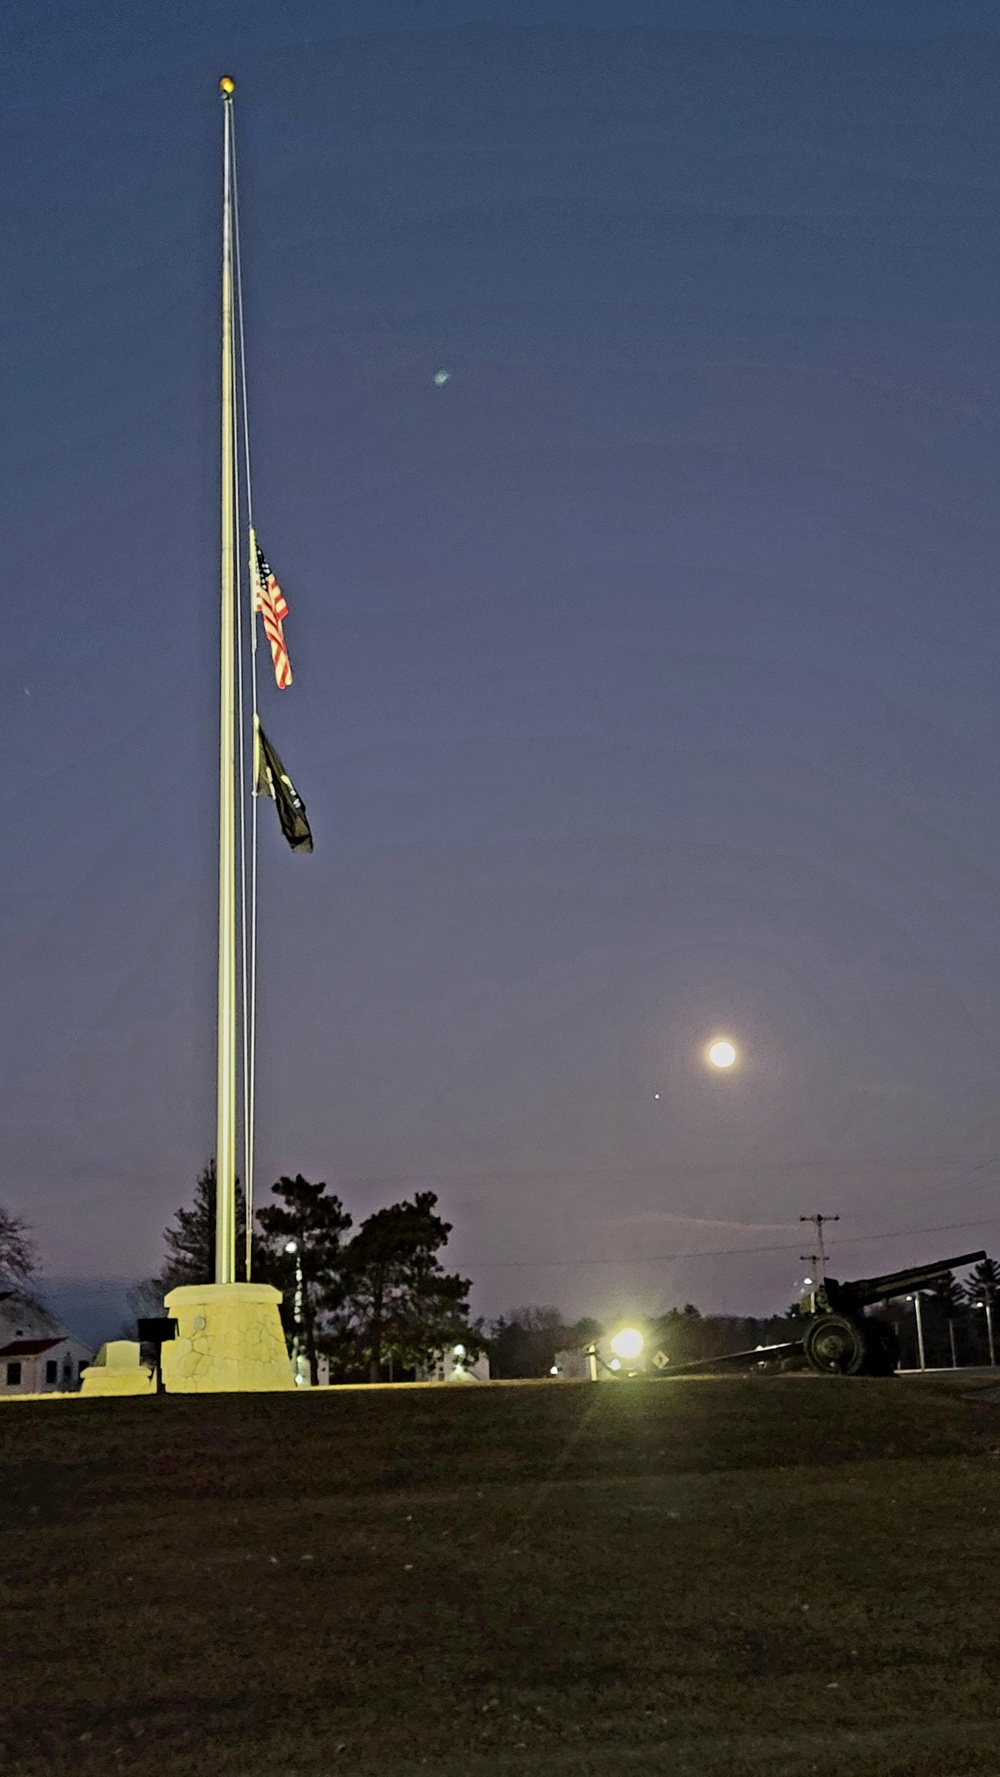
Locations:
255;1175;352;1383
335;1191;472;1383
158;1161;253;1288
488;1306;597;1379
962;1258;1000;1364
962;1256;1000;1306
926;1271;966;1367
131;1163;255;1322
0;1204;38;1293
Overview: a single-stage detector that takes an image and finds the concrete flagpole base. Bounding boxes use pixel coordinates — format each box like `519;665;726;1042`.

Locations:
161;1282;295;1393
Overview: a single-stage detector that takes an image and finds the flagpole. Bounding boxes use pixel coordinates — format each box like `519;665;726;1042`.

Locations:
153;81;294;1394
231;118;260;1284
216;76;238;1285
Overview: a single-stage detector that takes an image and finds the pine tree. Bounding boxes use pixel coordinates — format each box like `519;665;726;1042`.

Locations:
927;1270;965;1367
962;1256;1000;1306
962;1257;1000;1364
150;1162;252;1296
336;1191;472;1383
255;1175;352;1383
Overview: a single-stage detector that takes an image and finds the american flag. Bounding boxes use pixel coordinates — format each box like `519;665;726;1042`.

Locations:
252;531;293;689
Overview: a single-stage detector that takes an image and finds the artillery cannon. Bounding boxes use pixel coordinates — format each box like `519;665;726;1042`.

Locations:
650;1249;986;1378
794;1249;985;1375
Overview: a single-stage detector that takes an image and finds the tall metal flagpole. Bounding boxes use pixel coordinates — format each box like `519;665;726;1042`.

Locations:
216;77;238;1284
140;78;294;1392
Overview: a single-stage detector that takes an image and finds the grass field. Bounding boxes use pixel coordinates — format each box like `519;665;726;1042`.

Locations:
4;1374;1000;1777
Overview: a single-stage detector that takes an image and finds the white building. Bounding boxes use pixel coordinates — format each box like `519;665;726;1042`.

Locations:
0;1292;93;1395
419;1343;491;1383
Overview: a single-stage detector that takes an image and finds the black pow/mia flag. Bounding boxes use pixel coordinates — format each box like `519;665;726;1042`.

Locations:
255;719;313;853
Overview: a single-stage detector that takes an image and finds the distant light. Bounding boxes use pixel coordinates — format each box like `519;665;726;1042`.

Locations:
452;1344;466;1359
708;1040;737;1068
803;1277;813;1288
433;370;451;385
284;1239;299;1254
654;1092;660;1099
610;1328;644;1361
609;1357;622;1371
549;1365;559;1375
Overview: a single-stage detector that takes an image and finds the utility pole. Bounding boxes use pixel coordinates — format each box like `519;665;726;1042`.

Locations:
986;1287;997;1368
799;1214;839;1282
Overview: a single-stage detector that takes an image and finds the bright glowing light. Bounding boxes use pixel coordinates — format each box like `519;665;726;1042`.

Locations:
610;1327;644;1361
609;1357;622;1371
452;1344;466;1359
708;1040;737;1068
433;369;451;385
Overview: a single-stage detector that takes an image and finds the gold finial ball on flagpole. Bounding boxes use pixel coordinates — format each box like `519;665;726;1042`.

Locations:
219;76;235;98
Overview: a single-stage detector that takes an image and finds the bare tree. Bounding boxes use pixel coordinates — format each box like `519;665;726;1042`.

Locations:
0;1205;38;1292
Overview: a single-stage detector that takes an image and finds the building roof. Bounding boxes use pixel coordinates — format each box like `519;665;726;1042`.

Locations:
0;1292;94;1359
0;1337;62;1358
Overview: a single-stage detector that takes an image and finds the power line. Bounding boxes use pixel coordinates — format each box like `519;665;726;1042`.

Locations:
455;1212;1000;1269
33;1216;1000;1289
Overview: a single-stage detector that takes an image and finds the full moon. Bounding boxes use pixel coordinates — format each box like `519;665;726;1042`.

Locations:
708;1040;737;1068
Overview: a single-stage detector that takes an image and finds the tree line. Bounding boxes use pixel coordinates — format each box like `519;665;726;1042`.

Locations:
6;1188;999;1380
487;1302;801;1376
484;1261;1000;1376
132;1165;476;1384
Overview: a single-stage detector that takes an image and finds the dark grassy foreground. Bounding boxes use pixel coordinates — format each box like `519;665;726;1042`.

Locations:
4;1375;1000;1777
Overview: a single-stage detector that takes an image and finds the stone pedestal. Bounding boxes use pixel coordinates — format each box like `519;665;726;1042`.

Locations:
161;1282;295;1393
80;1340;156;1397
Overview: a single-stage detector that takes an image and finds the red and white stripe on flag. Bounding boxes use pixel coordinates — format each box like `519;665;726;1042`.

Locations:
252;531;293;689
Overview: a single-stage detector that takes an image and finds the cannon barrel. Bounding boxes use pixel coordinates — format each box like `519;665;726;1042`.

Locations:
825;1249;986;1312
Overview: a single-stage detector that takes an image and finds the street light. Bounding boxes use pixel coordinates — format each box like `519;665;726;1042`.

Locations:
283;1238;308;1387
610;1328;644;1361
906;1292;927;1371
976;1298;997;1367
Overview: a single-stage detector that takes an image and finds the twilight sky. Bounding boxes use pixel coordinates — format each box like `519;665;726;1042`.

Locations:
4;0;1000;1333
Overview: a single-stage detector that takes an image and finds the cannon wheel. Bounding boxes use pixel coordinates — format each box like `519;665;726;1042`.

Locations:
803;1313;866;1375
